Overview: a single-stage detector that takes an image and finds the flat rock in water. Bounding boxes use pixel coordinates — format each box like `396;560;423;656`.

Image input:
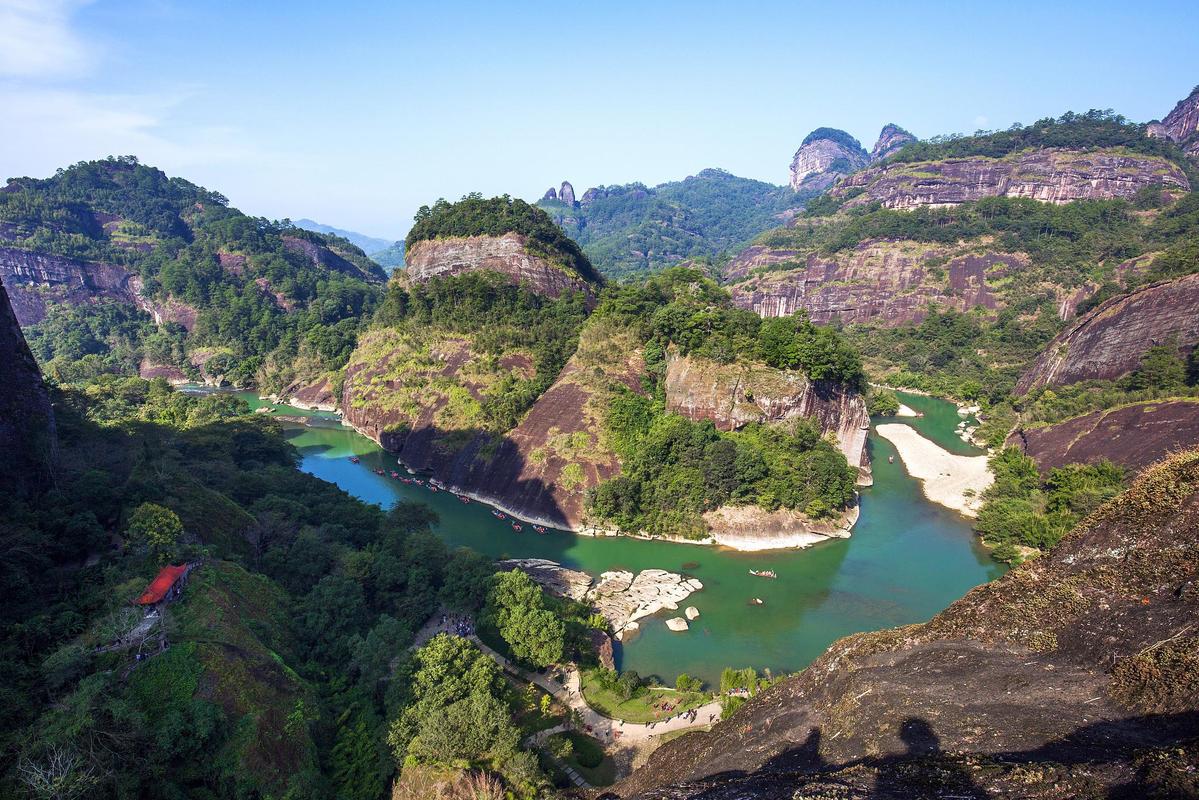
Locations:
685;606;700;620
666;617;689;631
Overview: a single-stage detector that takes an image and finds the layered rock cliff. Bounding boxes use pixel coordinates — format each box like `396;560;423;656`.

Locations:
613;450;1199;799
664;352;869;476
789;129;870;192
0;245;140;325
404;232;597;302
1011;398;1199;477
0;278;57;496
725;239;1018;325
1148;84;1199;156
1015;272;1199;393
831;148;1190;210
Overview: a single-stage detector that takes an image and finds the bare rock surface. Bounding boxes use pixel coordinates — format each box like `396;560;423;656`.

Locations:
1015;272;1199;393
789;131;869;192
665;617;689;632
498;559;703;639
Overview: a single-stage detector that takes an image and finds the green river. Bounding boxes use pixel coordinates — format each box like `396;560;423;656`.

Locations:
234;390;1003;685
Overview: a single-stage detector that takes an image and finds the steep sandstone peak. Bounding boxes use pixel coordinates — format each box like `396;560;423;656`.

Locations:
0;278;57;496
541;186;558;202
558;180;577;205
1148;84;1199;154
869;122;917;161
789;127;869;192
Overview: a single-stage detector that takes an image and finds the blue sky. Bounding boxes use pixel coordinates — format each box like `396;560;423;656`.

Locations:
1;0;1196;239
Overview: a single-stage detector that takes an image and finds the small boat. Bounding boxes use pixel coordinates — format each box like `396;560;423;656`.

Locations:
459;495;471;503
497;512;507;521
491;509;502;518
749;569;777;579
414;479;424;486
888;455;895;464
349;456;360;463
390;471;400;479
511;522;523;531
751;598;764;605
374;468;385;475
533;525;546;534
429;486;438;493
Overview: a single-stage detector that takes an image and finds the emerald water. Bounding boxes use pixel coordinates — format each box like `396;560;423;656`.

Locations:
235;391;1003;685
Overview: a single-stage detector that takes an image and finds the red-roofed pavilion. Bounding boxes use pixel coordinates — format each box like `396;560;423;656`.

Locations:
136;564;189;605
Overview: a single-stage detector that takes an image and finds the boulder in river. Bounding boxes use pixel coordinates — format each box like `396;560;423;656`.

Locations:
666;617;689;632
685;606;700;620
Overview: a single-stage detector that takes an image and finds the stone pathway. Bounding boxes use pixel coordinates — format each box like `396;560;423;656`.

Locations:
523;724;590;788
469;635;723;745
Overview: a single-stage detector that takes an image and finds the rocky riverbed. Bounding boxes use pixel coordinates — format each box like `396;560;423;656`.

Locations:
498;558;703;639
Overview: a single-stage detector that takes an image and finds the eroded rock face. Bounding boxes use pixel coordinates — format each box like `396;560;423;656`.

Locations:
280;235;386;282
664;353;869;473
541;186;558;202
0;278;56;496
1015;273;1199;394
833;148;1189;210
558;181;577;206
869;123;916;161
788;131;869;192
0;245;139;324
725;239;1016;326
1148;85;1199;155
1011;399;1199;477
614;451;1199;799
404;232;596;302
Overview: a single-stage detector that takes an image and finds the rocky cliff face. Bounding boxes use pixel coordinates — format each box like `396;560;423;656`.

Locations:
558;180;577;206
613;450;1199;799
725;239;1019;326
341;320;643;529
789;130;869;192
1011;398;1199;477
404;232;597;302
279;235;387;282
0;278;57;496
1015;272;1199;394
664;353;869;475
1148;85;1199;156
0;245;139;324
869;123;916;161
832;148;1190;210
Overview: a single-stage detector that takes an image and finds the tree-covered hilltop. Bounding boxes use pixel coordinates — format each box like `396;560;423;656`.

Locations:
802;127;868;154
880;109;1197;178
0;157;387;391
584;268;861;537
406;194;603;285
538;169;812;279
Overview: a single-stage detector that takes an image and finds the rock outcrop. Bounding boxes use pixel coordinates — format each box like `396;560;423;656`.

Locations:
1148;84;1199;156
404;232;597;302
497;558;703;639
788;129;869;192
663;352;869;473
1015;273;1199;394
725;239;1017;326
1011;398;1199;477
614;450;1199;799
831;148;1189;210
869;123;916;161
541;186;558;202
0;245;139;324
280;235;387;282
342;319;643;529
558;181;577;206
0;278;57;496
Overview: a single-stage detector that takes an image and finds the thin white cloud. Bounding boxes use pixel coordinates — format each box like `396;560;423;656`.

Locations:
0;86;261;179
0;0;95;78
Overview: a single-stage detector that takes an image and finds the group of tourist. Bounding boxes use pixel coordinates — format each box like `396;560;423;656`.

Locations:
439;613;475;638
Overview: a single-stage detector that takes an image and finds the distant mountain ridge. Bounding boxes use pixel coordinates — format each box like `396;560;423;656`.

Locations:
291;218;395;256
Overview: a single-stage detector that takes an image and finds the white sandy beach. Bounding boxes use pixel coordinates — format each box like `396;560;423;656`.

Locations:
896;403;919;417
875;424;992;517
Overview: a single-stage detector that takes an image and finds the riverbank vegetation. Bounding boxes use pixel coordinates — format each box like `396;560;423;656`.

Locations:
580;668;709;724
974;449;1124;563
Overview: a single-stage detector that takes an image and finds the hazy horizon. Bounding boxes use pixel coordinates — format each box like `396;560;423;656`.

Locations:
2;0;1197;239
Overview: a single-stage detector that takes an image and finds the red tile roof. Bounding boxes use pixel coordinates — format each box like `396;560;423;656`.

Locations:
135;564;188;605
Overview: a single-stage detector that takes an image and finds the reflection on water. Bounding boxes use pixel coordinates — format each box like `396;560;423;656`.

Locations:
238;389;1003;684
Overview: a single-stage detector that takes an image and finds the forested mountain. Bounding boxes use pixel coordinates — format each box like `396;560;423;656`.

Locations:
537;169;815;279
0;157;387;393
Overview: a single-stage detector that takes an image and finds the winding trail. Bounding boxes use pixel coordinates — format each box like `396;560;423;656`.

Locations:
468;635;723;745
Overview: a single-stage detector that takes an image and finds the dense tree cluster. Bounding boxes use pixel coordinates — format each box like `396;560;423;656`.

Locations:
539;169;812;279
406;194;602;285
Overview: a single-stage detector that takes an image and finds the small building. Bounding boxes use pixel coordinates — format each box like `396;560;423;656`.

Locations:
135;564;192;606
